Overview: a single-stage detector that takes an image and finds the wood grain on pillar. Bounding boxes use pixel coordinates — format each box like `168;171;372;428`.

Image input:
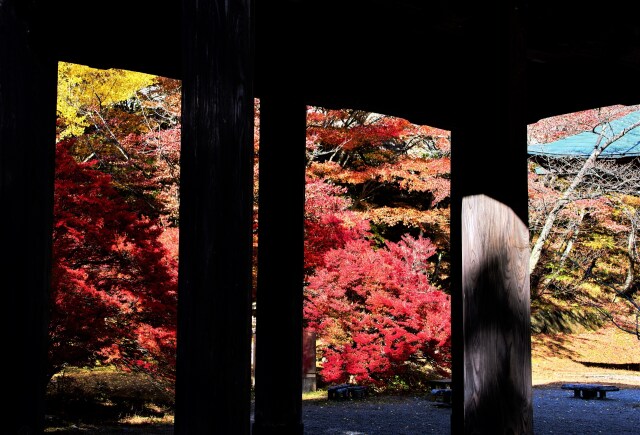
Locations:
461;195;532;434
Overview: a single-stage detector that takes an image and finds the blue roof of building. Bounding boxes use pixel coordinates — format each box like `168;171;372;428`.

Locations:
527;110;640;158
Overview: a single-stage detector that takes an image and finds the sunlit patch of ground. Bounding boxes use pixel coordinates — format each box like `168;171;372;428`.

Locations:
532;325;640;387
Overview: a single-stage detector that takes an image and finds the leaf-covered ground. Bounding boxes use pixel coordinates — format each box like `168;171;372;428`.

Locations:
45;366;174;433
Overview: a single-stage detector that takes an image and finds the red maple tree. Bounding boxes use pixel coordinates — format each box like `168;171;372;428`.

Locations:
302;107;452;386
304;178;370;271
306;106;452;286
50;139;178;383
304;233;451;386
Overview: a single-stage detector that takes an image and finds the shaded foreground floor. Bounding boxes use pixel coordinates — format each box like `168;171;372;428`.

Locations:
300;386;640;434
45;386;640;434
46;327;640;433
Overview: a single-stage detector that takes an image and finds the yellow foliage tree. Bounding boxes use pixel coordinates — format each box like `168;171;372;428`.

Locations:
57;62;157;139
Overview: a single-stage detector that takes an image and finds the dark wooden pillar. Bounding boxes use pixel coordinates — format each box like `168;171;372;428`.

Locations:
175;0;254;433
450;3;533;434
252;94;306;435
252;2;305;433
1;2;57;433
252;84;306;435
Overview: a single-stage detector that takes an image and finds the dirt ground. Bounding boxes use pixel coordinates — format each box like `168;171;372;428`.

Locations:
531;325;640;388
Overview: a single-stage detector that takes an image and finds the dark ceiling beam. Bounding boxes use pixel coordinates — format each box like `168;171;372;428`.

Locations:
29;1;640;128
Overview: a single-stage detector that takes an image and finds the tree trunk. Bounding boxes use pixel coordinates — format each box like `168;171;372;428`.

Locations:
536;208;586;297
622;209;639;296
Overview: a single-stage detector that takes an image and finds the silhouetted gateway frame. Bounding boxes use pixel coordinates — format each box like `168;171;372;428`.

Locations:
2;1;640;434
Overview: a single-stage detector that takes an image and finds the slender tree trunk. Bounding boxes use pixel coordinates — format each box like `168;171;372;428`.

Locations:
622;209;639;296
559;208;586;265
536;208;586;297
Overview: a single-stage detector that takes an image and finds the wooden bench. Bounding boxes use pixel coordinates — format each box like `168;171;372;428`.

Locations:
430;388;452;405
561;383;620;400
426;378;452;406
427;378;452;390
327;384;368;400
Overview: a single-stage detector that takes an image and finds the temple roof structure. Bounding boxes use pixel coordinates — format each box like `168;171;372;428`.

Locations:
529;111;640;158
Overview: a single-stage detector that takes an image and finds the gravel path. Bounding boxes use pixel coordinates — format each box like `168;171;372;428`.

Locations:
300;386;640;434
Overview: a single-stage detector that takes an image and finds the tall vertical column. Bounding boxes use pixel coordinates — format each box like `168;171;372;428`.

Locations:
252;96;306;435
175;0;254;433
1;2;57;433
449;3;533;434
252;1;306;434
